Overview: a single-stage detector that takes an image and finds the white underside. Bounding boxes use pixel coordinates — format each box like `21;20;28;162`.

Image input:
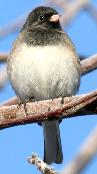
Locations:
8;43;80;101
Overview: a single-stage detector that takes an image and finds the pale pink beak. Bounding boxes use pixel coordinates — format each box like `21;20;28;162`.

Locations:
50;14;61;22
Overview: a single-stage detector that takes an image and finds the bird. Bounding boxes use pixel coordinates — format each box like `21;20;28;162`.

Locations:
7;6;81;164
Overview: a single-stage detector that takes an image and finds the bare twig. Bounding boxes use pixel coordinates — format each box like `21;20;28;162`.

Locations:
0;53;87;62
62;126;97;174
47;0;89;26
0;53;8;62
0;96;18;106
45;0;67;9
81;54;97;75
86;3;97;22
0;90;97;129
28;153;58;174
0;67;8;89
0;15;26;38
61;0;89;25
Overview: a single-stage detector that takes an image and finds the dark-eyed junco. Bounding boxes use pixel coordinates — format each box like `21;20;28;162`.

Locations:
7;6;81;164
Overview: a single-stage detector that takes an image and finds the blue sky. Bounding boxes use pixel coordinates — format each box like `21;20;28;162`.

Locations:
0;1;97;174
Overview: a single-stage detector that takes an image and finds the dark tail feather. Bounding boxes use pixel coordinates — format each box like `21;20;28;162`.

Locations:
42;120;63;164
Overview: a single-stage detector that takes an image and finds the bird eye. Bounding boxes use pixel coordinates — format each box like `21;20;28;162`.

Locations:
39;15;45;21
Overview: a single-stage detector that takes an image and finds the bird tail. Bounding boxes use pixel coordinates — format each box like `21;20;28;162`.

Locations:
42;120;63;164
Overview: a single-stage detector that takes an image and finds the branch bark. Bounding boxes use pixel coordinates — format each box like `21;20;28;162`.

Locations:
0;53;8;62
81;54;97;75
0;90;97;129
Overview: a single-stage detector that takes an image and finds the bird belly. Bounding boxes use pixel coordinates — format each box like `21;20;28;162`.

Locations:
8;43;80;101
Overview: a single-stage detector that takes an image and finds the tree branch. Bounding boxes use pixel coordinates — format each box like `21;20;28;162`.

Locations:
0;96;18;106
28;126;97;174
0;52;8;62
81;54;97;75
62;126;97;174
28;153;58;174
47;0;89;26
86;3;97;23
0;15;25;38
0;67;8;89
0;90;97;129
0;53;87;62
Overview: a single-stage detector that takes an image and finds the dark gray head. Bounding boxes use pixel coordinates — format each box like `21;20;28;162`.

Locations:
23;6;61;30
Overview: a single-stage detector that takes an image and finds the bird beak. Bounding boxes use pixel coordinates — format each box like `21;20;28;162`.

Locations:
50;14;61;22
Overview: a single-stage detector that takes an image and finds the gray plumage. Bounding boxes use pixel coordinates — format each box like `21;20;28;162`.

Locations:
43;120;63;164
7;6;81;164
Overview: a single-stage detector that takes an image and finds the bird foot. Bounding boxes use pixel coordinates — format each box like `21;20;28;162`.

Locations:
17;100;28;116
17;97;36;116
61;97;64;105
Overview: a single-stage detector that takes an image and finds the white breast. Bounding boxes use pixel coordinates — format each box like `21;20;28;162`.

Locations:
8;43;80;101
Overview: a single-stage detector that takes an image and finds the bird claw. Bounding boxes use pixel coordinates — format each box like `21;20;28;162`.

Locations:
17;97;36;116
17;100;23;109
61;97;64;105
17;100;28;116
